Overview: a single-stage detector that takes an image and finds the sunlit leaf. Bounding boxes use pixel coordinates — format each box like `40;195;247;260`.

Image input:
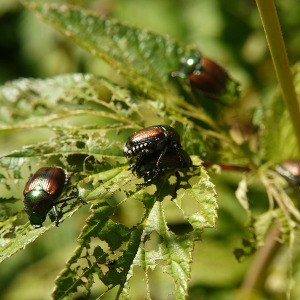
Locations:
52;160;218;299
0;68;218;300
258;62;300;163
21;0;240;104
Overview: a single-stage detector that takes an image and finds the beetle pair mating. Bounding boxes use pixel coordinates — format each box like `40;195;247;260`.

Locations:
123;125;193;197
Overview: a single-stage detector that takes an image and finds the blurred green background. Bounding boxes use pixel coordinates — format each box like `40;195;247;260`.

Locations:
0;0;299;299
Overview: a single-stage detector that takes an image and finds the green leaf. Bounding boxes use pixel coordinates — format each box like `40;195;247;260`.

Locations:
0;208;81;263
122;201;193;299
21;0;239;104
258;169;300;247
52;159;217;299
0;73;139;130
0;71;218;299
0;73;132;263
258;62;300;163
20;0;184;99
253;210;275;248
1;2;222;297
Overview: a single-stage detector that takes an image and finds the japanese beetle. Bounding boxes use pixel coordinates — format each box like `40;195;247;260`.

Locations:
172;54;230;95
123;125;182;171
134;148;193;199
134;148;192;184
276;160;300;186
23;167;86;227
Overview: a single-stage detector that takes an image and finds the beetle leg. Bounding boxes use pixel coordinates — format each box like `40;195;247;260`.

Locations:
55;196;87;205
128;162;138;172
65;169;80;185
51;196;86;227
155;147;168;168
128;157;138;173
129;153;149;174
136;167;162;186
51;205;60;227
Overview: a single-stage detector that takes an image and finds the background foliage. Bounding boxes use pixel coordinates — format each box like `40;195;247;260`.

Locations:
0;0;300;299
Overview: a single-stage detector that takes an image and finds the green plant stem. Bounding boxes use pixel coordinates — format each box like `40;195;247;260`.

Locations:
240;222;282;297
256;0;300;153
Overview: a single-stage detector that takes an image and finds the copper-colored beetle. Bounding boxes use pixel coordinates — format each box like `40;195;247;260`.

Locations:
276;160;300;186
23;167;86;227
123;125;182;172
172;54;230;94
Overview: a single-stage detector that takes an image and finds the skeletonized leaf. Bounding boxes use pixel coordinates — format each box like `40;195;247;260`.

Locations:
0;71;218;299
53;161;218;299
21;0;240;102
